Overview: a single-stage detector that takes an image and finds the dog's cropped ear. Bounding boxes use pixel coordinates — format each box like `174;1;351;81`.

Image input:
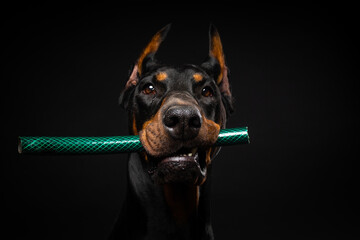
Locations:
201;24;234;115
119;24;171;109
137;24;171;75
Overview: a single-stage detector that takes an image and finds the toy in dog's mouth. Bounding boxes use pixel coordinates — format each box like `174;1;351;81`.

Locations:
147;147;209;185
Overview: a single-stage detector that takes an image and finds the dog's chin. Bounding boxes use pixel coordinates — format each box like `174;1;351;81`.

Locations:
147;148;207;185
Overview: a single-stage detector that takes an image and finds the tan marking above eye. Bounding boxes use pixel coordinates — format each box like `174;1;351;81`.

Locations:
156;72;167;81
193;73;203;82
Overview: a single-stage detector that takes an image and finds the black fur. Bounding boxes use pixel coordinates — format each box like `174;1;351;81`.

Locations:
109;25;233;240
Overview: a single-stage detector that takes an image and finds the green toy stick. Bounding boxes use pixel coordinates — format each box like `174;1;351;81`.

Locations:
18;127;249;155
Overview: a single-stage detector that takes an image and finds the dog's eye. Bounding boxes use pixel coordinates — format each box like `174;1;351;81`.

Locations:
201;86;214;97
142;83;156;95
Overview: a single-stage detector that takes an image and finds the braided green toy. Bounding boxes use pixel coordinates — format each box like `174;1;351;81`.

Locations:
18;127;249;155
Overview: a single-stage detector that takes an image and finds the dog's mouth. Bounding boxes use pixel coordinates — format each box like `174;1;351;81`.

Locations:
147;147;208;185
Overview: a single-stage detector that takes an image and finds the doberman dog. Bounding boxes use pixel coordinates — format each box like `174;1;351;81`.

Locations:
109;24;234;240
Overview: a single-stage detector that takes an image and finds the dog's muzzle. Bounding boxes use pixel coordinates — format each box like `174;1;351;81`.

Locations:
139;92;220;185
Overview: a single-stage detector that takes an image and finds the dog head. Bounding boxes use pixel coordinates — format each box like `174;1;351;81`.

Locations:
119;24;233;185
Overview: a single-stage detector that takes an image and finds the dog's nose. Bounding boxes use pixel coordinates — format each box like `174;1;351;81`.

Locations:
163;105;202;140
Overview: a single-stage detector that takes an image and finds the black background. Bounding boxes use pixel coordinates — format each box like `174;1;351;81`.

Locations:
3;3;358;239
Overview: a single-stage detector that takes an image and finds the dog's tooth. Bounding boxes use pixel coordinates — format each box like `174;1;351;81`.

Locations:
188;153;192;157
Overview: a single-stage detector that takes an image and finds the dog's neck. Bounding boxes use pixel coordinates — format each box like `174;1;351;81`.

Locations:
123;152;213;240
162;183;199;225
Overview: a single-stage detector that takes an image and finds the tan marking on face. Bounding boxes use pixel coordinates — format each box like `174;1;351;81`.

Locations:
139;98;172;157
141;152;149;162
132;113;138;135
156;72;167;81
193;73;203;82
205;147;212;165
197;117;220;146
